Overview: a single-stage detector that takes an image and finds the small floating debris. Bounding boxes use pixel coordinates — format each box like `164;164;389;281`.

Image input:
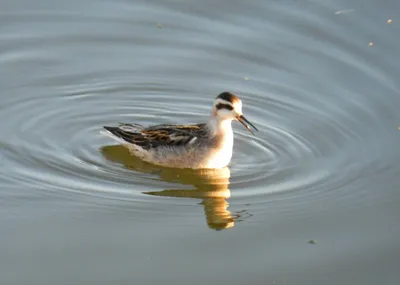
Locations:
244;76;249;80
334;9;355;15
386;18;393;24
368;41;374;47
398;126;400;130
308;239;317;245
156;23;163;29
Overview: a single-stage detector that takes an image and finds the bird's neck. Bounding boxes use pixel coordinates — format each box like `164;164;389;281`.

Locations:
207;116;233;138
205;116;234;168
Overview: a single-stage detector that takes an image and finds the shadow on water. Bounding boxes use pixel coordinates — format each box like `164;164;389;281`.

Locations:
100;145;252;231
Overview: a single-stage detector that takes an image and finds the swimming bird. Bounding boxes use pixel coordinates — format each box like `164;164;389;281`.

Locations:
101;92;258;169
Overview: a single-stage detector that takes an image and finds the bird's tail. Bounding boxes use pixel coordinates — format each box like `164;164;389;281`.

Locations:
101;123;144;144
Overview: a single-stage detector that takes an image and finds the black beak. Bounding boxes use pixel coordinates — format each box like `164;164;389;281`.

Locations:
237;115;258;135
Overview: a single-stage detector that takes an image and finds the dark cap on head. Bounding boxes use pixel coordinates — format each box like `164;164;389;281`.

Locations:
216;92;240;104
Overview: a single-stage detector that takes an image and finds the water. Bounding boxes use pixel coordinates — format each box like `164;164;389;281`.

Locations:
1;0;400;284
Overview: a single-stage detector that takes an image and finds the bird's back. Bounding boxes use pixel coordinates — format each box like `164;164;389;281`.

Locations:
103;122;228;168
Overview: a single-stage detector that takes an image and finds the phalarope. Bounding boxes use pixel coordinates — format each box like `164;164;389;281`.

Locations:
101;92;258;169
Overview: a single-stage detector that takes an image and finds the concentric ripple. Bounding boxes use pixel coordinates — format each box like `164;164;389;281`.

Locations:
1;0;399;226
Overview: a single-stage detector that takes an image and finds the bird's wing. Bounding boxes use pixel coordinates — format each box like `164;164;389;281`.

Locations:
103;123;207;150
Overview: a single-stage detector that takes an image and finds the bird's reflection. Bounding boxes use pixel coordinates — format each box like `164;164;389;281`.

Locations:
100;145;237;230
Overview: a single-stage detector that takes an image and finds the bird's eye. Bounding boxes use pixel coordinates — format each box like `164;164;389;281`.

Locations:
215;103;233;111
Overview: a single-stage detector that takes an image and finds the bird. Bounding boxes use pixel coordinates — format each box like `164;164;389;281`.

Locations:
101;91;258;169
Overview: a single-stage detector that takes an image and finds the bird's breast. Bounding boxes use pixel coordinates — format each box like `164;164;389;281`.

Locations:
204;131;234;168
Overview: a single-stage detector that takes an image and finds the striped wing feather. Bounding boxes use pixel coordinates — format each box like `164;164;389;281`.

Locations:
103;123;207;150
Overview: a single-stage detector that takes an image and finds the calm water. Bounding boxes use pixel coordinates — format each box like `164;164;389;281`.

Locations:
1;0;400;284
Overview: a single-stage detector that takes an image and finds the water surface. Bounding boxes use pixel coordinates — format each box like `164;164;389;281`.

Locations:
1;0;400;284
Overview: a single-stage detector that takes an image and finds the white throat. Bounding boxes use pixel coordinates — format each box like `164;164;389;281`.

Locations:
207;115;234;137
